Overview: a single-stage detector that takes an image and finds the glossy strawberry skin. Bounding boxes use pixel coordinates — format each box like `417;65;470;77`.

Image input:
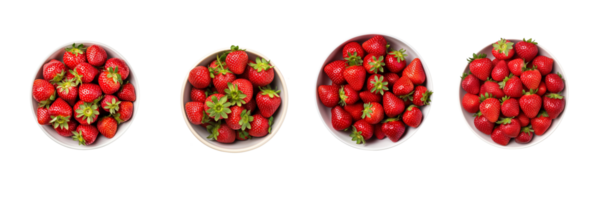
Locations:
86;45;107;67
491;60;510;82
521;68;542;90
508;58;527;76
498;118;521;138
318;85;339;107
515;130;533;144
359;91;382;103
362;102;384;124
343;42;365;59
78;83;102;103
188;66;211;89
362;35;387;55
532;55;554;75
480;98;500;123
374;123;385;140
186;102;205;125
531;114;552;136
413;86;431;106
73;100;99;125
75;125;98;145
393;76;414;96
37;107;51;125
248;114;270;137
43;60;67;84
248;66;274;87
402;58;426;85
517;111;530;127
226;50;248;75
64;50;87;69
461;74;480;95
491;128;510;146
353;120;374;140
501;97;519;118
32;79;55;103
480;81;504;99
383;73;400;86
256;91;281;118
385;52;407;73
343;65;366;91
502;76;523;98
98;70;121;95
403;106;423;128
225;106;244;130
515;40;538;62
117;82;136;102
543;94;565;119
469;57;493;81
214;124;236;143
382;120;406;142
462;93;480;113
474;114;494;135
213;71;236;94
344;103;364;121
49;98;72;119
232;78;254;104
100;95;119;113
339;85;359;106
545;73;564;93
103;58;129;81
363;54;385;74
190;88;206;103
243;98;257;113
97;117;118;139
331;106;353;131
383;92;404;117
491;40;515;60
519;93;542;119
73;62;99;84
536;82;547;96
324;60;347;85
54;120;78;137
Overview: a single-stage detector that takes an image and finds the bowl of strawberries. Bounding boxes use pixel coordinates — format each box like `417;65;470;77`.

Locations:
32;42;138;149
460;38;567;148
182;46;288;153
316;34;433;150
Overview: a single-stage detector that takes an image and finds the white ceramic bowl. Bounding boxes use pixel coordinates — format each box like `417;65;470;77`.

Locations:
459;39;568;149
31;41;139;150
315;34;433;151
181;49;288;153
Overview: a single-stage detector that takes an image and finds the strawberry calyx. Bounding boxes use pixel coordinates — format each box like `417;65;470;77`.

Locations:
495;117;514;125
50;70;66;85
398;91;414;102
382;115;401;123
361;102;374;119
522;88;538;95
406;104;418;111
229;45;245;53
492;38;514;56
225;82;247;107
205;87;217;98
460;71;471;80
210;54;228;78
350;126;365;144
71;130;87;145
344;52;363;66
206;95;232;121
500;96;511;105
557;72;564;80
76;102;100;125
237;129;252;140
239;109;254;131
499;74;514;89
388;49;407;63
537;110;549;118
521;64;535;72
65;43;86;56
206;121;222;140
113;113;124;124
420;90;433;105
106;66;123;84
200;110;211;125
523;38;538;45
103;98;121;115
479;92;495;102
57;79;76;95
259;85;280;98
367;55;385;74
369;75;389;95
38;92;56;108
69;70;83;86
268;116;273;133
521;125;534;136
545;93;564;99
473;111;483;117
467;53;487;63
338;85;349;106
249;57;273;73
50;115;70;130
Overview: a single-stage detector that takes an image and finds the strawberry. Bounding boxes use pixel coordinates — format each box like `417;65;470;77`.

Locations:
188;66;211;89
366;74;389;95
103;58;129;81
204;94;231;120
343;42;365;59
344;103;364;121
226;106;253;130
212;66;236;94
343;64;366;91
63;43;87;69
236;130;251;141
519;89;542;119
209;53;228;70
383;73;400;86
403;58;426;85
383;92;404;117
385;49;407;73
207;122;236;143
339;85;359;106
491;127;510;146
114;81;135;102
536;82;547;96
532;55;554;76
468;53;493;81
49;98;72;130
374;123;385;140
461;72;480;95
508;58;527;76
318;85;340;107
55;120;78;137
402;105;422;128
73;100;100;125
248;58;275;87
517;111;530;127
78;83;102;103
359;91;381;103
97;116;118;139
496;117;521;138
500;74;523;98
43;60;67;84
256;86;281;118
500;96;519;118
72;124;98;145
491;60;510;82
515;38;538;62
71;62;99;85
361;102;384;124
520;66;542;90
185;101;204;125
363;54;385;74
37;107;51;125
474;111;494;135
480;79;504;98
248;114;272;137
190;88;207;103
362;35;387;55
413;86;432;106
492;58;500;66
243;97;257;113
382;118;406;142
224;82;249;107
531;111;552;136
324;60;347;85
98;66;122;95
86;45;107;67
515;126;534;144
491;38;515;60
545;73;564;93
199;110;212;128
462;93;480;113
331;106;353;131
226;45;248;75
543;93;565;119
350;120;373;144
32;79;56;108
393;76;414;96
479;93;500;123
114;101;134;124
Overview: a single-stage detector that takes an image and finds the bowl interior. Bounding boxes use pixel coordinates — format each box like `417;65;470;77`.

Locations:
316;34;433;150
459;39;567;149
181;49;288;153
32;42;138;150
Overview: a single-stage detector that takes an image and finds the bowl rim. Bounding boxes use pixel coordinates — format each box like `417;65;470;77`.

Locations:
313;33;434;151
180;48;289;153
31;40;140;150
459;38;568;149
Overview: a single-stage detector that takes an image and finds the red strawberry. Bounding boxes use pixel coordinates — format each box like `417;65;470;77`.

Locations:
402;105;422;128
32;79;56;108
72;124;98;145
545;73;564;93
480;80;504;98
226;79;253;106
491;38;515;60
491;127;510;146
500;96;519;118
49;98;72;130
359;91;381;103
468;53;493;81
324;60;347;85
43;60;67;84
188;66;211;89
98;66;122;95
343;42;365;59
115;82;136;102
382;118;406;142
492;58;500;66
97;116;118;139
199;110;212;128
361;102;384;124
225;106;253;130
204;94;230;120
63;43;87;69
209;54;228;70
461;72;480;95
474;111;494;135
543;93;565;119
374;123;385;140
403;58;426;85
344;103;364;121
331;106;353;131
362;35;387;55
55;120;78;137
536;82;547;96
496;117;521;138
366;74;389;95
190;88;207;103
519;89;542;119
318;85;340;107
248;58;275;87
78;83;102;103
383;73;400;86
207;122;236;143
86;45;107;67
339;85;359;106
515;38;538;62
363;54;385;74
413;86;432;106
383;92;404;117
256;85;281;118
515;126;534;144
343;64;366;91
500;74;523;98
226;45;248;75
508;58;527;76
521;66;542;90
531;111;552;136
516;111;530;127
73;100;100;125
385;49;407;73
114;101;134;124
491;60;510;82
104;58;130;80
243;98;257;113
479;93;500;123
248;114;272;137
350;120;373;144
185;101;204;125
393;76;414;96
532;55;553;76
462;93;480;113
212;66;236;94
37;107;51;125
71;62;99;85
236;130;251;141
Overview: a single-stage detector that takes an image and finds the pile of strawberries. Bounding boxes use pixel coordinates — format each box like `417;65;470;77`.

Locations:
318;35;432;144
33;43;136;146
461;38;565;146
185;45;281;143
